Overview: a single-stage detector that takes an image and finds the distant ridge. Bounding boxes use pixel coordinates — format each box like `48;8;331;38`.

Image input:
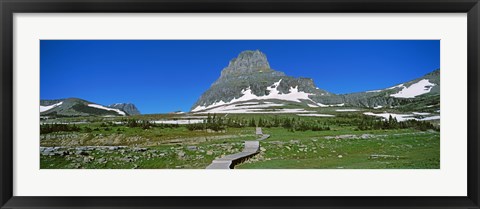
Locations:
40;98;140;117
109;103;141;115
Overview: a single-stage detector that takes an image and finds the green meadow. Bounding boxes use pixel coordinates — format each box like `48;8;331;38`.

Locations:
40;110;440;169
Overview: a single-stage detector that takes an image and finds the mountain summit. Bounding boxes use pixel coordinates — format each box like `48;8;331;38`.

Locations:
109;103;141;115
220;50;272;78
191;50;331;112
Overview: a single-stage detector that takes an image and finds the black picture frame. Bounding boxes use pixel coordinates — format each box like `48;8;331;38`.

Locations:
1;0;479;208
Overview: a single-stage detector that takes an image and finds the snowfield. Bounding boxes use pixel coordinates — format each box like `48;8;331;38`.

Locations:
197;108;312;114
316;103;345;107
363;112;440;122
88;104;126;116
40;102;63;112
387;84;405;90
419;115;440;121
336;109;358;112
239;102;259;105
152;119;204;124
179;116;208;119
390;79;436;98
192;79;315;112
373;105;383;109
412;112;431;116
193;101;298;114
363;112;416;122
194;102;312;114
199;103;284;113
297;114;335;117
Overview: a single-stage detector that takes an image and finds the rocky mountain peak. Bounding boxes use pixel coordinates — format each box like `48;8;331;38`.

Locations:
191;50;332;111
220;50;271;78
109;103;141;115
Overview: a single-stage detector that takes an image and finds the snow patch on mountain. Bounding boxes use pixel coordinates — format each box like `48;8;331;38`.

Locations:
419;115;440;121
198;108;312;114
316;103;345;107
192;79;314;112
40;102;63;112
387;84;405;90
363;112;439;122
240;102;259;105
336;109;359;112
363;112;417;122
297;114;335;117
195;102;289;114
88;104;126;116
152;119;204;124
390;79;436;98
413;112;431;116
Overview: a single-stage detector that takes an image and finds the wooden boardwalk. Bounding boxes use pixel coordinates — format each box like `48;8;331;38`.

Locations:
206;127;269;169
256;127;263;135
256;127;270;141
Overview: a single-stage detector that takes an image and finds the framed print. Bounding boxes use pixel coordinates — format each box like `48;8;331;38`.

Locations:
1;0;479;208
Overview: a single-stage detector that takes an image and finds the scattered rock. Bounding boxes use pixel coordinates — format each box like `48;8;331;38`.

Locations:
369;154;402;159
361;134;374;139
75;151;89;156
177;151;186;158
187;146;197;151
83;156;94;163
133;147;147;152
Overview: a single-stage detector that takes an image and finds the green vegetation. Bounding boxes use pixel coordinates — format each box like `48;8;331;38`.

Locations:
357;115;438;131
71;104;120;116
41;123;81;134
237;128;439;169
40;111;440;169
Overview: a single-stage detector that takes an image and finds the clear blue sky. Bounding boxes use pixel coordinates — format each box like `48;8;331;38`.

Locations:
40;40;440;114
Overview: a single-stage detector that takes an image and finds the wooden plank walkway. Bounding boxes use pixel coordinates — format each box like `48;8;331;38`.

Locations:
256;127;270;140
256;127;263;135
206;127;269;169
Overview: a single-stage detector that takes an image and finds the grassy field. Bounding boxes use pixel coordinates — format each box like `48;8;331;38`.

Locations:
40;111;440;169
238;128;439;169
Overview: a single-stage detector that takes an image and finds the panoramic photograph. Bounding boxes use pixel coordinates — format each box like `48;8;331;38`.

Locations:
40;40;440;169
